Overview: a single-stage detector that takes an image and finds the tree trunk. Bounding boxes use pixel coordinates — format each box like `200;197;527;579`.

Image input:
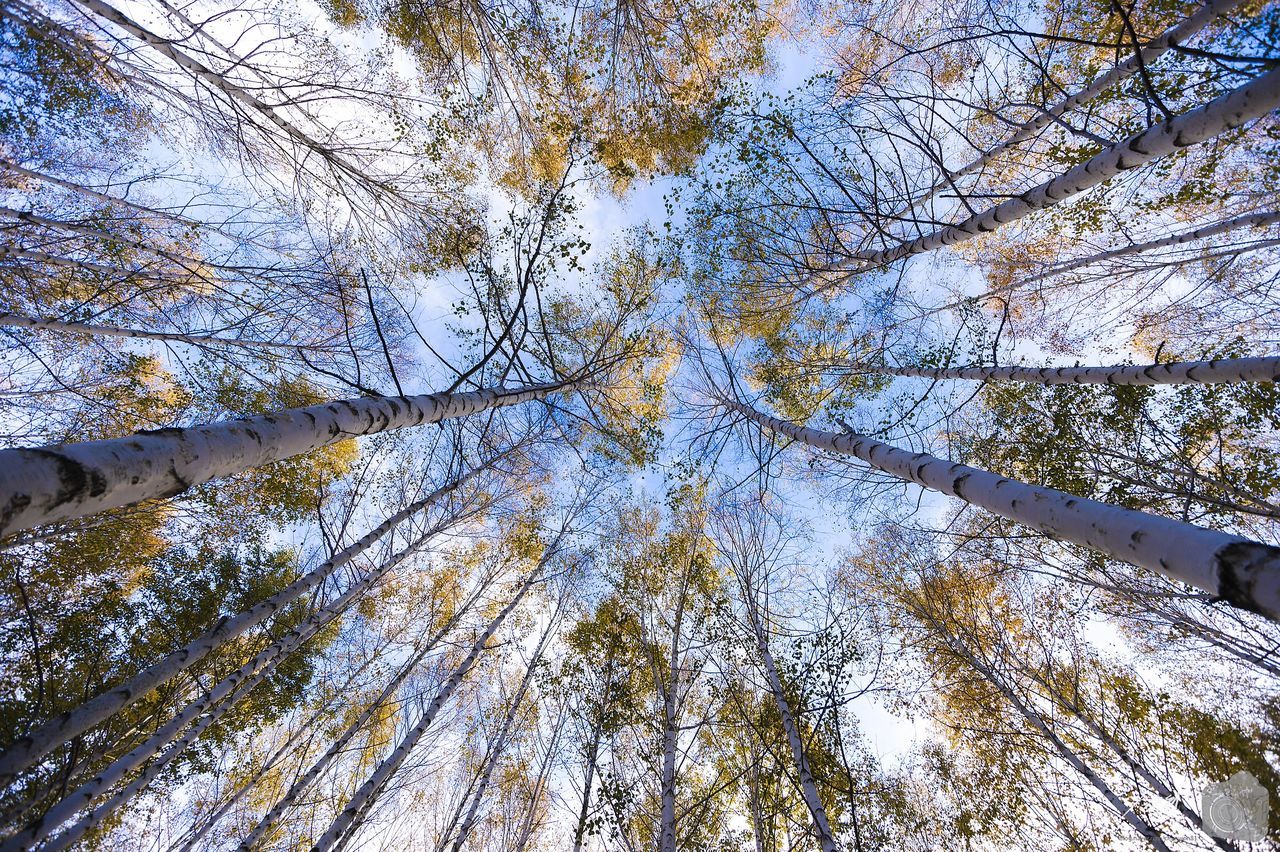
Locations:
895;0;1247;218
4;524;447;850
0;470;483;786
744;600;838;851
570;734;601;852
311;547;555;852
1028;670;1231;849
241;576;490;850
0;312;334;353
175;645;390;851
68;0;370;187
845;355;1280;385
726;399;1280;619
510;705;566;852
0;378;569;536
0;157;223;236
450;618;557;852
848;66;1280;270
1021;210;1280;284
658;586;686;852
929;620;1174;851
570;650;615;852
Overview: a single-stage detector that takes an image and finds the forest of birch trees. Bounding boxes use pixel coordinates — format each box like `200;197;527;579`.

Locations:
0;0;1278;847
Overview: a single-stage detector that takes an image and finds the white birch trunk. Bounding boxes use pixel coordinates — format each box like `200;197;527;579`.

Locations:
0;312;333;353
726;399;1280;620
743;597;837;851
846;355;1280;385
240;578;490;850
0;206;208;271
848;65;1280;270
68;0;364;181
896;0;1247;218
1029;672;1231;849
0;158;217;235
0;248;184;283
570;734;601;852
311;555;551;851
509;705;564;852
449;619;556;852
1022;210;1280;284
175;647;390;852
0;379;566;536
3;525;445;850
941;628;1174;851
35;652;281;852
0;471;480;786
658;590;685;852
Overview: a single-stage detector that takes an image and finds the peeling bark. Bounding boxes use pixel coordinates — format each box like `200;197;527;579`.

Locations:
727;399;1280;620
0;380;568;537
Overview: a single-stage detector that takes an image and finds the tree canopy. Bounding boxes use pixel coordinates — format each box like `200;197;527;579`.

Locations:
0;0;1278;847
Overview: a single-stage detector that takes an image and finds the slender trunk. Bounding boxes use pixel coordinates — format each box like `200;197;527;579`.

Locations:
726;399;1280;619
748;750;766;852
0;470;482;786
658;590;686;852
896;0;1247;218
240;575;488;850
311;547;555;852
931;622;1173;851
743;594;837;851
174;645;390;851
0;248;185;284
1029;671;1231;849
570;732;601;852
450;618;557;852
0;312;333;353
1022;210;1280;285
4;524;446;850
36;644;287;852
510;705;566;852
0;206;211;271
847;66;1280;271
844;355;1280;385
571;654;615;852
0;158;223;237
68;0;372;187
0;378;569;536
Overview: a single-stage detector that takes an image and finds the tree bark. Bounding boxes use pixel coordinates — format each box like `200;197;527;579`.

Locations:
449;618;557;852
658;585;686;852
0;312;334;353
1021;210;1280;284
1027;669;1231;849
241;577;488;850
896;0;1248;218
930;621;1174;851
175;646;390;851
311;546;556;852
0;379;568;536
844;355;1280;385
743;594;838;851
847;65;1280;270
726;399;1280;619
